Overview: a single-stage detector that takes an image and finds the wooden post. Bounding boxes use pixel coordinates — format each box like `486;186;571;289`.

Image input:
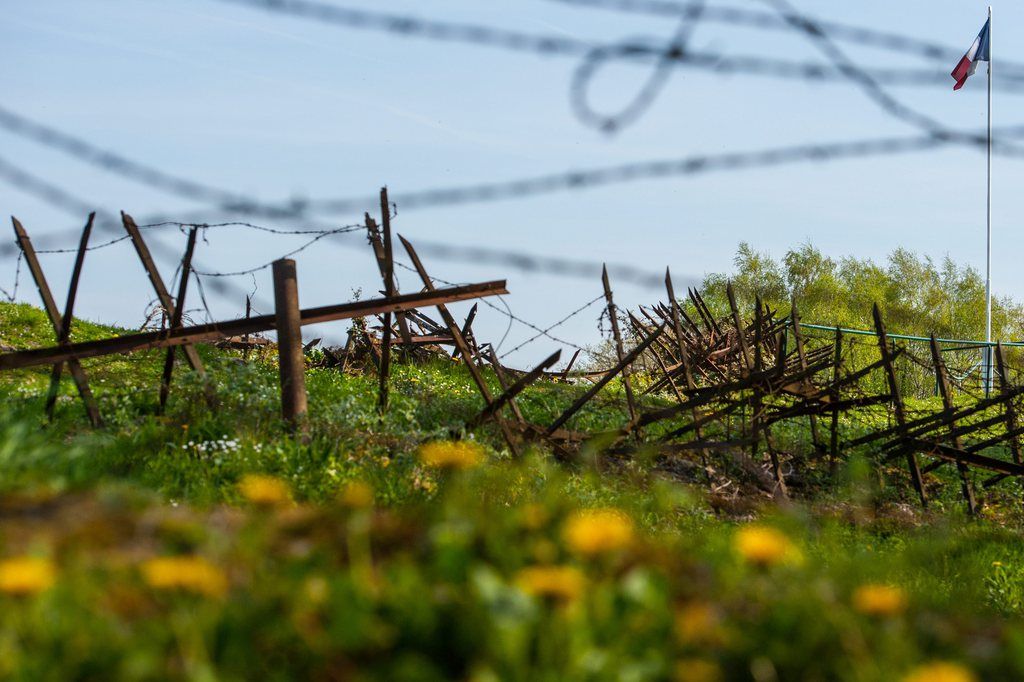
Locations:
930;335;978;514
829;327;843;469
560;349;581;381
243;295;252;363
667;269;711;485
44;212;94;419
364;196;414;348
754;296;786;498
452;304;478;359
602;265;638;423
790;297;822;454
996;344;1024;468
726;282;751;373
12;216;103;427
873;304;927;507
158;227;199;414
273;259;308;433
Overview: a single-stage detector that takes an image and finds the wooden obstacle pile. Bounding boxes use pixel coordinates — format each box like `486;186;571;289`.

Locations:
6;190;1024;513
2;195;507;434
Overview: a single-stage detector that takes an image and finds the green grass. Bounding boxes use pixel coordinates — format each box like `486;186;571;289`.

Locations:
3;300;1024;680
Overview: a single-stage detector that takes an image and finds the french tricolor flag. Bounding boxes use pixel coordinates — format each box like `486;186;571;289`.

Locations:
952;19;991;91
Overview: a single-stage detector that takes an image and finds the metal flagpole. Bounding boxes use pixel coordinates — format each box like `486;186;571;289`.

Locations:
985;5;993;396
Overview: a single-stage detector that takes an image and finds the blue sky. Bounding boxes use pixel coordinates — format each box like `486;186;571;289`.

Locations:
1;1;1019;365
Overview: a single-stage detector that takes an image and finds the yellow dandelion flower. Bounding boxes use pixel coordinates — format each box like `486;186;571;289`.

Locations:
0;557;56;596
901;662;977;682
734;525;800;567
675;602;724;646
339;481;374;508
418;440;484;470
563;509;635;556
674;658;722;682
238;474;292;506
852;584;907;617
141;556;228;598
515;565;585;602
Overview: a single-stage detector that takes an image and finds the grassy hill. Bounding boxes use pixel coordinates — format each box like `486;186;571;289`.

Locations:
2;300;1024;680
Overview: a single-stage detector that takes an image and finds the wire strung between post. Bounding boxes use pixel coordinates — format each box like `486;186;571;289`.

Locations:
499;294;605;358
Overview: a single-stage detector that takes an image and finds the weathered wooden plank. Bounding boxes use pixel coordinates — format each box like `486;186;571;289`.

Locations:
0;281;508;370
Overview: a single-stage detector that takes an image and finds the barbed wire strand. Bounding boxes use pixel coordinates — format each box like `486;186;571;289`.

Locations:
211;0;1024;90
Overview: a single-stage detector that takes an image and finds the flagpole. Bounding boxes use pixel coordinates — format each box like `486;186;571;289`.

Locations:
985;5;993;395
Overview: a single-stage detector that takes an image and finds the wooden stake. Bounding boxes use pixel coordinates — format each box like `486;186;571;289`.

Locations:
726;282;751;373
547;323;666;436
243;295;252;363
158;227;198;414
485;347;526;424
830;327;843;469
12;216;103;427
398;235;519;455
121;213;205;376
929;335;978;515
873;304;927;507
273;259;308;433
790;297;822;454
44;213;94;419
754;296;786;498
602;265;638;423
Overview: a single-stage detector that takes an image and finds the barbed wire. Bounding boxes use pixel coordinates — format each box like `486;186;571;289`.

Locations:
189;223;365;276
498;293;605;358
569;0;706;133
0;252;23;303
0;106;305;220
306;133;950;215
760;0;1024;158
0;155;261;305
212;0;1024;91
548;0;1024;72
393;260;588;353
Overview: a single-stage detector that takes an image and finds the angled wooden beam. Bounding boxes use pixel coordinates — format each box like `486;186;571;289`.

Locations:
602;265;637;423
790;296;822;453
873;303;927;507
0;280;508;371
547;322;666;436
471;350;560;428
929;335;978;514
397;234;519;455
121;212;205;375
451;303;478;359
484;346;526;424
158;227;199;414
726;282;751;373
12;216;103;427
43;212;94;419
